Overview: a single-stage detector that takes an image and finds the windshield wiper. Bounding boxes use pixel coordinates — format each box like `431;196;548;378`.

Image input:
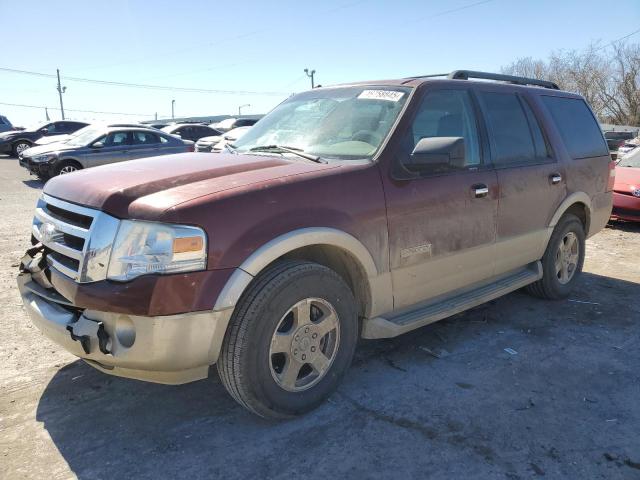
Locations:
224;142;237;154
249;144;325;163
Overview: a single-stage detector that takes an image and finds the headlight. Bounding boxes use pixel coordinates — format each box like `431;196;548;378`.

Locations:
32;153;57;163
107;220;207;281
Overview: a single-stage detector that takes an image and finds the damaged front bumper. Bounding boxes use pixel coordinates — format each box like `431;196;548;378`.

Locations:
17;249;232;385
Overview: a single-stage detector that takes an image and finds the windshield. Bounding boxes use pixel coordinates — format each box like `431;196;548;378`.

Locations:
66;127;104;147
619;149;640;168
233;86;410;160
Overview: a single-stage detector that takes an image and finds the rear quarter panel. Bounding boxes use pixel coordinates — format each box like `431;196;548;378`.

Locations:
528;91;612;236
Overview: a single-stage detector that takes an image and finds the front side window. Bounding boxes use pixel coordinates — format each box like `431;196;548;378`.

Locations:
233;86;410;161
542;96;609;159
400;89;481;175
105;131;131;147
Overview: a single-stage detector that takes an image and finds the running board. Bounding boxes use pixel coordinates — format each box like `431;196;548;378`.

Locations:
362;261;542;339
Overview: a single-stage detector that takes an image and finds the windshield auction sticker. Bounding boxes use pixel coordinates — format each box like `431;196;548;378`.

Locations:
357;90;405;102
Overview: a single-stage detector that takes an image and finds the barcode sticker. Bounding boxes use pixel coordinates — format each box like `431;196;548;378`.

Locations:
357;90;405;102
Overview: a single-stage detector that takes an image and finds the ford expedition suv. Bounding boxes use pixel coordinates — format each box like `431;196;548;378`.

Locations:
17;70;613;418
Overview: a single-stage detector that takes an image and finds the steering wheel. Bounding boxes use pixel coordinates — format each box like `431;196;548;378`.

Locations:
352;130;382;146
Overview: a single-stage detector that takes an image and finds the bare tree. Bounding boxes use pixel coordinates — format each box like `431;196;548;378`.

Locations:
501;42;640;126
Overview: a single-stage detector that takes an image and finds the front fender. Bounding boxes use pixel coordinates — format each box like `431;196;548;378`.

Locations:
213;227;393;318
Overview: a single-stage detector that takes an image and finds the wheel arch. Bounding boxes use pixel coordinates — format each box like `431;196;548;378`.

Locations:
548;192;592;233
213;227;391;319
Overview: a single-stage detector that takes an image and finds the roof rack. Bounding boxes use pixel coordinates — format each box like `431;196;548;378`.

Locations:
406;70;559;90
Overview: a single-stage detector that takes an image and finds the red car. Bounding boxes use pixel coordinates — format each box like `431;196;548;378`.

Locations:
612;148;640;221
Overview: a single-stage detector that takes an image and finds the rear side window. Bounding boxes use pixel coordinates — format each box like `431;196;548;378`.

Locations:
477;92;549;166
541;96;608;159
132;131;159;145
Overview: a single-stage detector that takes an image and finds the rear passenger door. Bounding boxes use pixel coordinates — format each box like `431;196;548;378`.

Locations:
476;89;566;275
128;130;162;159
383;87;499;309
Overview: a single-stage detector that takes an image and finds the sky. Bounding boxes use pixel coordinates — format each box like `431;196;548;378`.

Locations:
1;0;639;127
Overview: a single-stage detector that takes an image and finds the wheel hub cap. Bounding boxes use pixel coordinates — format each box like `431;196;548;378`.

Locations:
290;324;321;363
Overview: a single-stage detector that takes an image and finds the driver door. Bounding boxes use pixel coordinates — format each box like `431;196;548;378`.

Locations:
381;87;499;309
87;131;133;167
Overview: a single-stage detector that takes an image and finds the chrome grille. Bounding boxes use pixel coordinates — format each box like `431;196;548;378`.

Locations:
32;194;120;283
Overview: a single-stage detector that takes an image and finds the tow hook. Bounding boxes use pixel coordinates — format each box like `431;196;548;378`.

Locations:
66;321;112;355
18;243;45;273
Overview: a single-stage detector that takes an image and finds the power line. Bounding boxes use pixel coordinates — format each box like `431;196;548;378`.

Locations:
595;28;640;51
413;0;495;22
0;67;288;96
0;101;154;117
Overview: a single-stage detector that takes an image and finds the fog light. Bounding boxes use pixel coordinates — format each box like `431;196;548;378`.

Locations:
115;315;136;348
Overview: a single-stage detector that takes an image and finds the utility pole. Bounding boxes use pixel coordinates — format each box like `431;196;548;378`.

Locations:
56;69;66;120
304;68;316;89
238;104;250;116
171;99;175;119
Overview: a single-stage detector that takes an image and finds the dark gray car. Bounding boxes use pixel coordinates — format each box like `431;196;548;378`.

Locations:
19;126;193;178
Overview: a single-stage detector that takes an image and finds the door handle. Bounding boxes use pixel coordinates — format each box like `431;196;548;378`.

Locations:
550;173;562;185
472;184;489;198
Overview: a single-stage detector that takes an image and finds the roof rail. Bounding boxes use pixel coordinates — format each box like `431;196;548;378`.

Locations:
406;70;559;90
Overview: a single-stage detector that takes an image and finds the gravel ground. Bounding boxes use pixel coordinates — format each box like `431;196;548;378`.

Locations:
1;155;639;479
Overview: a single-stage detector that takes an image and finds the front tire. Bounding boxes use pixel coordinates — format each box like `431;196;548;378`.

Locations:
52;160;82;176
526;213;585;299
12;141;31;157
217;260;358;418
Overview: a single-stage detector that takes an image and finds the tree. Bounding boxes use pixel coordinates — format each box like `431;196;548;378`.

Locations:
501;42;640;126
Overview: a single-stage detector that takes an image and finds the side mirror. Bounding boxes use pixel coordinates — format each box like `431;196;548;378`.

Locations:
41;128;49;135
91;142;104;149
408;137;465;171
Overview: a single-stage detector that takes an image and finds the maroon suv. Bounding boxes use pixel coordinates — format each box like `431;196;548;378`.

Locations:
17;70;613;418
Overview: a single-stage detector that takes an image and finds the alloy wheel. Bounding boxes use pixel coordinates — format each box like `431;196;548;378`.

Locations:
555;231;579;284
59;165;78;175
269;297;340;392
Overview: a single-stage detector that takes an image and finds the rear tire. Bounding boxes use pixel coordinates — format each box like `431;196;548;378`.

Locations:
217;260;358;418
526;214;585;300
52;160;82;176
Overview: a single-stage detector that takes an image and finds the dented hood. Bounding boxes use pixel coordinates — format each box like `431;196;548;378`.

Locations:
44;152;339;218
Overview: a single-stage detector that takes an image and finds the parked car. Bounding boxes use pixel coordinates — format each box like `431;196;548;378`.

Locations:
195;126;251;152
0;115;14;133
0;120;88;157
616;141;638;158
161;123;222;142
213;117;259;132
19;126;193;178
604;130;635;151
34;123;146;147
17;70;613;418
611;148;640;222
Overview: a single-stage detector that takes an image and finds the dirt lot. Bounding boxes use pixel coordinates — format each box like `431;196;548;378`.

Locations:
0;155;639;479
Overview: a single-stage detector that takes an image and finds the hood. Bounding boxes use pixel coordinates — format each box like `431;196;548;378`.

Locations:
44;152;339;218
614;166;640;191
22;142;78;157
